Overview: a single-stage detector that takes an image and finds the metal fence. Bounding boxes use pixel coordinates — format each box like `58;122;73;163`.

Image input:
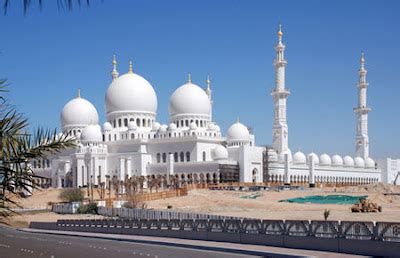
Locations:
52;202;80;214
97;207;240;220
50;218;400;243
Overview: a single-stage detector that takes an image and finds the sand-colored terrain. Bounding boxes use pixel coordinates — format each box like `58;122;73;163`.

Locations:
2;183;400;228
146;184;400;222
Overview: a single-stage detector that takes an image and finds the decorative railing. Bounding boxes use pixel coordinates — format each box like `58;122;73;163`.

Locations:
49;218;400;243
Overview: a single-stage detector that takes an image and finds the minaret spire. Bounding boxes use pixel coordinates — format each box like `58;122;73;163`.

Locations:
187;73;192;83
205;75;213;121
111;54;119;81
77;88;81;98
354;52;371;159
271;23;290;155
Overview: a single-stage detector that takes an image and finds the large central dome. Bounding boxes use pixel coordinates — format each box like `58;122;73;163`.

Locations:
105;72;157;116
169;81;211;119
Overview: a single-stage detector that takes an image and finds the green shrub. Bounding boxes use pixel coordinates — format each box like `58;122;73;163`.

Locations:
78;202;98;214
59;188;84;203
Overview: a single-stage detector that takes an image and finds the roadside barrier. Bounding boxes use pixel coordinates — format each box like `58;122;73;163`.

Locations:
29;218;400;256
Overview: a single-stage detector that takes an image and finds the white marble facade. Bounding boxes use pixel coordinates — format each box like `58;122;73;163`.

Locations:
32;25;389;188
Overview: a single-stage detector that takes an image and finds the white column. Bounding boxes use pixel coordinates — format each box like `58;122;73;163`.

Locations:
126;158;132;178
354;53;371;160
308;155;315;186
284;153;290;185
119;158;125;180
271;24;290;155
168;153;174;175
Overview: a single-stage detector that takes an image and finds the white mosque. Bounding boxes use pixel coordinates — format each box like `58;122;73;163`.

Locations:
32;25;399;188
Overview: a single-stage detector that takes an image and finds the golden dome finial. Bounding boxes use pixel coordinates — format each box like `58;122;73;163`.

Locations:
128;60;133;73
112;54;117;66
77;88;81;98
360;52;365;65
206;75;211;89
188;73;192;83
278;23;283;37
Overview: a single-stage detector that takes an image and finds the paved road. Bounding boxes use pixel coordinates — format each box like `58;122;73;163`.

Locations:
0;226;260;258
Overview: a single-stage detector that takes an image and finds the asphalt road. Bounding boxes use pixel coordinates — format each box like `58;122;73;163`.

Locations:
0;226;262;258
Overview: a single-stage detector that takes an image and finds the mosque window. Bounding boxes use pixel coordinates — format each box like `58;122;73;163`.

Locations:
185;120;189;127
162;153;167;163
180;152;184;162
113;120;116;128
186;152;191;162
174;152;178;162
103;134;105;141
143;119;146;127
196;120;199;126
200;121;203;127
130;118;134;122
131;133;135;139
108;135;111;141
118;119;122;127
47;159;50;167
181;120;184;127
33;160;36;168
148;119;151;127
190;119;193;124
136;118;140;127
98;166;102;180
157;153;161;163
124;118;128;127
38;160;41;168
202;152;206;161
168;133;171;137
114;134;117;141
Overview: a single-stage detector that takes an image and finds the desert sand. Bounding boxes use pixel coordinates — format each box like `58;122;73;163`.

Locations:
2;183;400;228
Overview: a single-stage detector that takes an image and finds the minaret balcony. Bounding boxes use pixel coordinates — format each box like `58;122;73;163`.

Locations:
271;88;290;97
357;82;369;88
353;106;371;114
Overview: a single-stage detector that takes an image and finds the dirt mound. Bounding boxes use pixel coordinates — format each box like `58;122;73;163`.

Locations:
339;183;400;194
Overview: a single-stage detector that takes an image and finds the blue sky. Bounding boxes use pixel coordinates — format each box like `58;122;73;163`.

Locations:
0;0;399;158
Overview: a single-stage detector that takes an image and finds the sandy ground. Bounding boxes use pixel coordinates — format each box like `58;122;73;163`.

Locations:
146;184;400;222
2;183;400;228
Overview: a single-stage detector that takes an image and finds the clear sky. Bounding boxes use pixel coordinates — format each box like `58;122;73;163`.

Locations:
0;0;399;158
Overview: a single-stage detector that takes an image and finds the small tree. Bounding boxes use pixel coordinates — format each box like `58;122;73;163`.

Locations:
323;209;330;221
59;188;84;203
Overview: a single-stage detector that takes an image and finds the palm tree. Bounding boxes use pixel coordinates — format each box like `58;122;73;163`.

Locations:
3;0;92;15
0;82;76;217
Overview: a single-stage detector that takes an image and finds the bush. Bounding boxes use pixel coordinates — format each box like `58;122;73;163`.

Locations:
59;188;84;203
78;202;98;214
323;209;330;220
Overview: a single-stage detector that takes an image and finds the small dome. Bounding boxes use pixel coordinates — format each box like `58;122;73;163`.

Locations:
354;157;365;168
215;125;221;132
331;155;343;167
307;153;319;164
105;72;157;115
128;121;137;130
343;156;354;167
81;124;102;143
159;124;168;133
320;154;332;166
61;95;99;129
227;121;250;142
293;151;306;164
168;123;177;131
208;123;216;130
152;122;160;131
365;157;375;168
103;122;112;131
211;145;228;160
189;122;197;130
169;81;211;119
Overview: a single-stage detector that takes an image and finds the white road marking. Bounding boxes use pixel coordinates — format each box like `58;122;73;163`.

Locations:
0;244;10;248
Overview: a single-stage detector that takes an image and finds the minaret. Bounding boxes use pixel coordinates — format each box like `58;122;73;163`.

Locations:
128;60;133;74
354;52;371;159
111;55;119;81
205;75;213;121
271;24;290;154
